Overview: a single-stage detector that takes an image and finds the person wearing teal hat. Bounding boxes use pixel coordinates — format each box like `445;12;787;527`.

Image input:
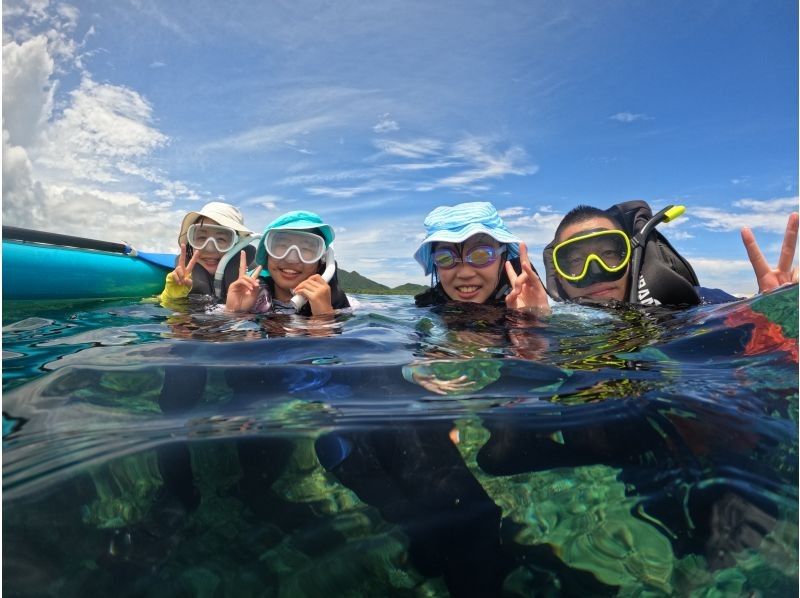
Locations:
225;210;350;315
413;201;549;312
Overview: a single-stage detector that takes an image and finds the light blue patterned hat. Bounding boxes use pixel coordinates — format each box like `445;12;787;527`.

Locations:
413;202;521;274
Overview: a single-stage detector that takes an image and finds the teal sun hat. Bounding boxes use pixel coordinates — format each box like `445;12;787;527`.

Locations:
255;211;335;273
413;202;521;275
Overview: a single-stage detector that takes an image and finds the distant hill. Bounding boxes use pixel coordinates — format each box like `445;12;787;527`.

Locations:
337;269;427;295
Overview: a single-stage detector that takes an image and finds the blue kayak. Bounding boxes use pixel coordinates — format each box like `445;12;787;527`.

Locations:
3;226;175;301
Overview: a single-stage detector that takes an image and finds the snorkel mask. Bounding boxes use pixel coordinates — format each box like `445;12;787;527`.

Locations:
552;228;631;288
264;229;326;264
186;223;238;253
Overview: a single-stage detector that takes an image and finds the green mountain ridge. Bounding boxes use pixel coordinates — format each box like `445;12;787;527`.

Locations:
336;268;427;295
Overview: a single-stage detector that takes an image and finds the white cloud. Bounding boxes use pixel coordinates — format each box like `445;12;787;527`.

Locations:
373;113;399;133
501;208;565;247
685;257;756;297
609;112;653;123
202;116;332;152
386;161;457;171
149;60;166;68
733;197;798;213
2;36;55;148
36;77;168;183
240;194;282;211
433;138;537;190
307;181;389;198
374;138;443;159
279;169;375;186
2;5;204;252
692;197;798;232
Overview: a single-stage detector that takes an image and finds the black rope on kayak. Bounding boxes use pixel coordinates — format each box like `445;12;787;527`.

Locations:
2;226;132;255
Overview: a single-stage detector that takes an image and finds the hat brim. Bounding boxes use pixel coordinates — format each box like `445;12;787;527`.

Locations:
413;224;521;274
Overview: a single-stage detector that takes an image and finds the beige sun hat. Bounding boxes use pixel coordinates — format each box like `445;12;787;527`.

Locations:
178;202;254;242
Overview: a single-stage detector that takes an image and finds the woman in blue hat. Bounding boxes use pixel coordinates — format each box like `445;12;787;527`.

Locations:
225;211;350;315
413;201;549;312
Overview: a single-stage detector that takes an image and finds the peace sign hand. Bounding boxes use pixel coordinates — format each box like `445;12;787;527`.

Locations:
504;242;551;314
741;212;799;294
225;251;263;312
168;243;201;288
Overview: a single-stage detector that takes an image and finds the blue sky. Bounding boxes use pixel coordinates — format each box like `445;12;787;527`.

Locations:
3;0;797;295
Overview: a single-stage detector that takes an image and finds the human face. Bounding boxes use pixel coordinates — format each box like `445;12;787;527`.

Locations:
436;234;504;304
556;217;629;302
268;249;320;301
190;217;225;275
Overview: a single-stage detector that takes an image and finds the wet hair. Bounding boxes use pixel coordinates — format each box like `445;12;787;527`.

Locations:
555;205;624;242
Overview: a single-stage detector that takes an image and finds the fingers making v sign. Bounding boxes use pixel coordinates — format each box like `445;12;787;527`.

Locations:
225;250;263;312
741;212;799;294
504;242;551;314
169;243;201;288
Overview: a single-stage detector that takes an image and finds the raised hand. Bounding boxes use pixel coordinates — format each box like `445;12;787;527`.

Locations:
292;274;333;315
741;212;798;293
169;243;201;287
225;251;263;312
504;242;551;314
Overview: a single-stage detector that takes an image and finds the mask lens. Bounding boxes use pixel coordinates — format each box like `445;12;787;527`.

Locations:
432;244;505;270
266;230;325;264
465;246;500;267
553;230;630;281
432;248;459;269
187;224;236;252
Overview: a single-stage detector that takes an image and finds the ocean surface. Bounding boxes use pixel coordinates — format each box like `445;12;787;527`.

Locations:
3;287;798;597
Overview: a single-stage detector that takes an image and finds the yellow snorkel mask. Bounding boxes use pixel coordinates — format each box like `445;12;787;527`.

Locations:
552;228;632;288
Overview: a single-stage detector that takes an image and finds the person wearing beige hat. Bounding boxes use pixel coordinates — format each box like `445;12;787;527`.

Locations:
159;201;256;305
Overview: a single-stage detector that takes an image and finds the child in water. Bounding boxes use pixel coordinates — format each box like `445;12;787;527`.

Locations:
413;201;549;312
225;210;350;315
159;201;255;304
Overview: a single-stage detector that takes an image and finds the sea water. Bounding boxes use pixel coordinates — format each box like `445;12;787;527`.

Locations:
2;288;798;596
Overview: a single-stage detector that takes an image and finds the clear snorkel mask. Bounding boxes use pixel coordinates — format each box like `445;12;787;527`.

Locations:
552;228;632;288
186;223;238;253
264;229;326;264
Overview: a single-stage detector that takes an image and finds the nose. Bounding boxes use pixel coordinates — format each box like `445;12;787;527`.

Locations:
283;247;302;263
453;261;477;277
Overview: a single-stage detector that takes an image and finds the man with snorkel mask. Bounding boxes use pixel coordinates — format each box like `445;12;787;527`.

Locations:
545;203;798;306
548;206;636;303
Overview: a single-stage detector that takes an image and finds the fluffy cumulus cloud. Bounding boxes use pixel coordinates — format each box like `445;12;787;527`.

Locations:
499;206;564;247
2;35;55;148
2;6;200;250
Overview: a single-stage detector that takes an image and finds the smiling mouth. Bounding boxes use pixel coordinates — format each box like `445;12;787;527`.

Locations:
456;285;481;294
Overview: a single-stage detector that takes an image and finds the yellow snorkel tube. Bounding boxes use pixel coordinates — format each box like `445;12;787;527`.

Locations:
628;204;686;302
